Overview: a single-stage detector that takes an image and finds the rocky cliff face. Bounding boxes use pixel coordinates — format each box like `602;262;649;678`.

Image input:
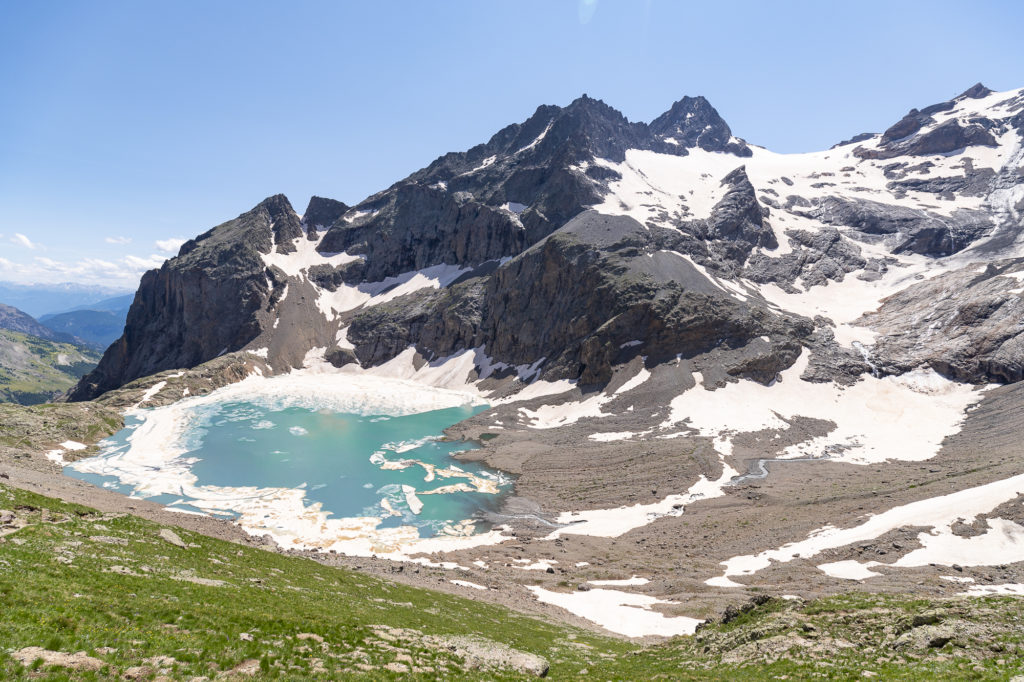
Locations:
71;83;1024;403
68;196;296;400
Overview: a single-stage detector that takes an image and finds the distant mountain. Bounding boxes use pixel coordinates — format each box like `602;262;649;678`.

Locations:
0;303;75;343
38;309;127;350
39;294;133;349
53;293;135;315
0;329;100;404
0;282;133;318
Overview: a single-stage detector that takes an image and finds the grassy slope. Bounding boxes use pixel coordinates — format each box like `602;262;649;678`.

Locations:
0;330;100;404
2;485;1024;680
0;402;122;467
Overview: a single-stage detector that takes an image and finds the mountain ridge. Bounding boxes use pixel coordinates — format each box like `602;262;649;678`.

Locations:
70;83;1024;402
46;82;1024;641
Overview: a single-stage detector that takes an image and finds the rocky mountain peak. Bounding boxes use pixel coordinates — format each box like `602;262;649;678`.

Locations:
177;194;302;259
707;166;777;255
302;196;350;239
957;82;992;100
257;194;303;253
648;95;751;156
70;83;1024;406
857;83;1011;160
551;94;646;163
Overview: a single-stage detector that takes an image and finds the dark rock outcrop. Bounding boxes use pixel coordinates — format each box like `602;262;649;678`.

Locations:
856;84;1001;160
347;212;811;387
319;184;527;282
68;196;299;400
803;197;992;257
958;82;993;99
706;167;777;259
858;119;998;160
303;196;350;239
648;96;752;156
318;93;753;283
862;259;1024;383
66;84;1024;405
746;227;868;288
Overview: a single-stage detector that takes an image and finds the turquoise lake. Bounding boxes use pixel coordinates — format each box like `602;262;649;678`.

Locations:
66;399;512;540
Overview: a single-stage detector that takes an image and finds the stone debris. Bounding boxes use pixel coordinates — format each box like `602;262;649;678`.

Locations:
90;535;128;545
11;647;105;671
159;528;187;548
220;659;260;677
434;635;550;678
122;665;155;679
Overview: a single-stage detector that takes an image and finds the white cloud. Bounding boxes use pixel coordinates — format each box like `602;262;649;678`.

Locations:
0;252;168;288
105;236;132;245
11;233;36;249
155;237;187;253
124;254;167;269
579;0;598;24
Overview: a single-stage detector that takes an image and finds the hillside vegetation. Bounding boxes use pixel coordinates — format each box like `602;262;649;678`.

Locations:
2;484;1024;680
0;330;100;405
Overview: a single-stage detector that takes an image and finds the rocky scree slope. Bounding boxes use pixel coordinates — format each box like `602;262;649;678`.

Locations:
71;84;1024;405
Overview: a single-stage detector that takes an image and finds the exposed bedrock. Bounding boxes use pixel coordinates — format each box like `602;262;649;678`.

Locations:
745;227;870;288
706;167;777;256
856;84;1001;161
319;94;754;283
319;183;529;282
348;212;812;386
302;195;350;239
68;196;297;400
858;119;999;160
67;85;1024;404
803;196;992;257
861;259;1024;383
647;95;752;157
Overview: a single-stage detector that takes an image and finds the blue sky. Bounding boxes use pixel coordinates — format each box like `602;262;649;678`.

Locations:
1;0;1022;288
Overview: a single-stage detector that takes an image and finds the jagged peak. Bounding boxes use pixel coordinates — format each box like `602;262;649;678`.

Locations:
956;82;992;100
649;94;751;156
303;196;349;222
255;193;298;220
303;196;351;239
720;165;751;186
565;92;619;113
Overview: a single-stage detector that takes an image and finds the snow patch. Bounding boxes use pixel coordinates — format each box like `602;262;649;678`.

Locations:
662;351;986;465
708;471;1024;586
527;586;701;638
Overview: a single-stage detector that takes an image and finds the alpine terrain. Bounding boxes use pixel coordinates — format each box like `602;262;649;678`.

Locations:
4;83;1024;674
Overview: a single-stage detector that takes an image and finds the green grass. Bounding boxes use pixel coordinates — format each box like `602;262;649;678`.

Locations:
0;402;123;457
2;483;1024;680
0;330;100;405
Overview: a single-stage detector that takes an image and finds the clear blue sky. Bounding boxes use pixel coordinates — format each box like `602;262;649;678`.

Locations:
1;0;1022;288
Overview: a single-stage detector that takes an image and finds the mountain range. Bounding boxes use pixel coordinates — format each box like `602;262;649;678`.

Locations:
34;82;1024;637
72;82;1024;402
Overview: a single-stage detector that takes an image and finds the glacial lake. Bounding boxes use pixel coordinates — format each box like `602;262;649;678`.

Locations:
66;392;512;552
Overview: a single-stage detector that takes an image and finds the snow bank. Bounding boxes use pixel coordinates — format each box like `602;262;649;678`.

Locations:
663;352;986;465
527;586;700;638
707;471;1024;586
547;452;737;538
